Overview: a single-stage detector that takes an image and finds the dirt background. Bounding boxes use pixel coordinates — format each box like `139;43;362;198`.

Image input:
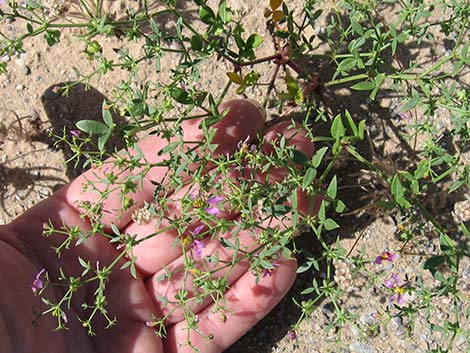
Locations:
1;1;470;352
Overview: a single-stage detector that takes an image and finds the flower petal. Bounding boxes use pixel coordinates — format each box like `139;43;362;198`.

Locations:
207;195;223;204
191;225;204;236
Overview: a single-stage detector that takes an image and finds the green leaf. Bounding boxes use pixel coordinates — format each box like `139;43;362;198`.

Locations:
391;175;403;197
350;18;364;35
345;110;358;136
76;120;109;135
351;81;376;91
331;115;345;140
312;146;328;168
170;87;193;104
358;120;365;139
199;5;215;24
190;35;203;51
336;57;357;74
102;101;114;127
302;167;317;190
400;97;420;112
323;218;339;231
264;204;291;216
98;130;111;152
439;234;455;253
246;34;263;49
335;200;346;213
424;256;446;276
292;149;309;165
218;0;231;23
158;141;180;156
327;176;337;199
26;23;34;34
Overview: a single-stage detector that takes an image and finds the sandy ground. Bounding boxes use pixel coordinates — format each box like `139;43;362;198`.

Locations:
1;1;470;352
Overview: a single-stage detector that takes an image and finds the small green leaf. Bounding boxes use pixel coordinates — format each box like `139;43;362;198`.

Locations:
335;200;346;213
199;5;215;24
327;176;337;199
423;256;446;276
264;204;291;216
190;35;203;51
302;167;317;189
292;149;309;165
351;81;376;91
158;141;180;156
246;34;263;49
345;110;358;136
218;0;231;23
312;146;328;168
76;120;109;135
98;131;111;152
331;115;345;140
336;57;357;74
102;101;114;127
226;72;244;84
350;18;364;35
323;218;339;231
170;87;193;105
358;120;365;139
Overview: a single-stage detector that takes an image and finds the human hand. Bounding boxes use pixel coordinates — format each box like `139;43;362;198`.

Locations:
0;99;315;353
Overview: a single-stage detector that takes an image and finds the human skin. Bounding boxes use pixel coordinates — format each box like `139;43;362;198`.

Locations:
0;99;314;353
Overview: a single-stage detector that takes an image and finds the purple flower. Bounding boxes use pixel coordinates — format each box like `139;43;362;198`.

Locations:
31;268;46;294
237;135;250;150
205;195;223;216
191;225;204;236
70;130;81;138
237;135;256;153
374;251;398;264
262;262;280;278
192;239;204;259
384;274;409;305
286;330;297;340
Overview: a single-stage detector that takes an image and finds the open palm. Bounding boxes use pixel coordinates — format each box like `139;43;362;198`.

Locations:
0;100;314;353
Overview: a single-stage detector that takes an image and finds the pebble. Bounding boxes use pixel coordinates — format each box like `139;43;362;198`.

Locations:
350;325;360;337
15;189;29;200
15;58;31;75
349;342;375;353
455;335;466;347
391;316;403;329
321;303;334;318
16;83;25;90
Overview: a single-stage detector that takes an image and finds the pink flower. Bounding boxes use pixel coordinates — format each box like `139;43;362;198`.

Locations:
191;225;204;236
31;268;46;294
286;330;297;340
384;274;409;305
262;262;280;278
70;130;81;138
192;239;204;259
205;195;223;216
374;251;398;264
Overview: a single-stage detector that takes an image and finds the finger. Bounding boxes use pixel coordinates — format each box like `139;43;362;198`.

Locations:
63;99;266;229
164;257;297;353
